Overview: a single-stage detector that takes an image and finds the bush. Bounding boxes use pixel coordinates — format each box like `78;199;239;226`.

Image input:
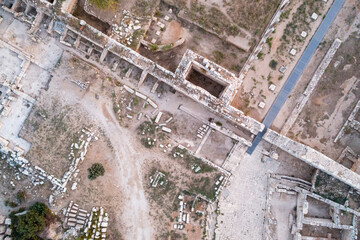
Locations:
231;64;241;72
257;52;264;59
269;59;278;70
5;200;18;208
16;191;26;204
149;44;159;51
10;202;53;240
88;163;105;180
161;44;173;51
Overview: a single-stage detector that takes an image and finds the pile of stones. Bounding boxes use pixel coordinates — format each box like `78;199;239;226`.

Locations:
0;145;64;192
111;10;142;46
83;207;109;240
0;215;12;240
60;128;97;192
64;201;90;230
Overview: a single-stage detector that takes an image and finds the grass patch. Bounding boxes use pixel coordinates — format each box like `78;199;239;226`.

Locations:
89;0;118;9
172;147;216;174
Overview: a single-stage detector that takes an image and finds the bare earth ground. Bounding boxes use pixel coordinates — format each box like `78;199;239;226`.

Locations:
289;34;360;159
164;0;279;39
19;58;95;178
37;52;157;239
140;15;248;73
1;1;359;240
272;0;360;132
231;0;333;121
198;130;235;166
0;11;241;237
46;50;232;239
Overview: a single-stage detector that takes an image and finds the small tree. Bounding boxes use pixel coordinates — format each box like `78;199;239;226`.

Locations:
16;191;27;204
269;59;278;70
215;121;223;127
88;163;105;180
10;202;53;240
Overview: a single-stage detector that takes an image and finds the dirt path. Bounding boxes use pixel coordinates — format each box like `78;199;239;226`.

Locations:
75;92;154;240
44;51;155;239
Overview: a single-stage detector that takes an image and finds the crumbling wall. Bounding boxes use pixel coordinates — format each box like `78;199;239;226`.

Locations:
264;129;360;191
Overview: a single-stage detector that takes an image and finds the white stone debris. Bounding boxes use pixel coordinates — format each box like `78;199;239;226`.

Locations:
0;215;12;239
258;102;265;109
161;126;171;133
300;31;307;38
197;124;209;139
269;84;276;92
110;10;142;47
152;171;165;187
290;48;297;56
154;111;163;123
311;12;319;21
60;128;97;195
165;116;173;123
71;182;77;190
71;79;89;90
279;65;288;73
135;91;147;100
80;206;109;239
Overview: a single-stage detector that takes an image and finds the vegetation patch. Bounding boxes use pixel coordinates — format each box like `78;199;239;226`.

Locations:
269;59;278;70
89;0;118;9
10;202;56;240
172;147;216;174
88;163;105;180
314;171;350;205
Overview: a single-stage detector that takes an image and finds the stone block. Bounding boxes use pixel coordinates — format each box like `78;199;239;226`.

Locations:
311;12;318;20
290;49;297;56
4;219;11;226
258;102;265;109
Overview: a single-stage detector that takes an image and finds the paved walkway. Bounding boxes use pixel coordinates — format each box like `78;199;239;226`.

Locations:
247;0;345;154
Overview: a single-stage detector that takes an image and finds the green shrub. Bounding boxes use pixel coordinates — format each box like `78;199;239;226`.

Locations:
88;163;105;180
16;191;26;204
269;59;278;70
231;64;241;72
161;44;173;51
149;44;159;51
5;200;18;208
10;202;54;240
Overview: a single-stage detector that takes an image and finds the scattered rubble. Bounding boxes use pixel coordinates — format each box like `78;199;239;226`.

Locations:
0;215;12;240
63;201;109;239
